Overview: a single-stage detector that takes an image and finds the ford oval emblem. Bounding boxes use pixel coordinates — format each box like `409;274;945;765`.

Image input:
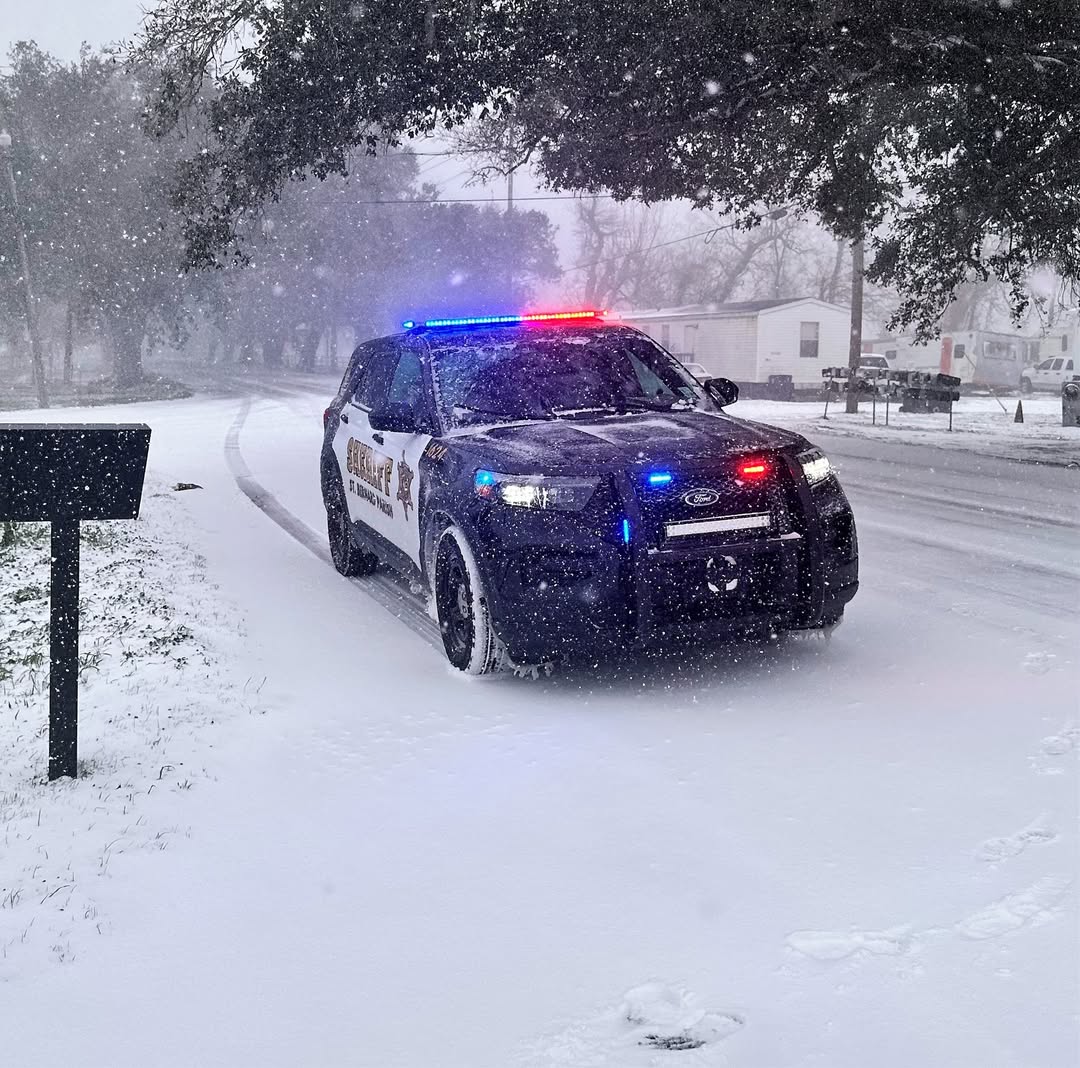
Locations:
683;488;720;508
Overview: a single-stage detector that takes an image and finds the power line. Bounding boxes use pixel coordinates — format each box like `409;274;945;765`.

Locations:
405;148;500;156
351;193;616;205
559;205;796;276
415;154;462;177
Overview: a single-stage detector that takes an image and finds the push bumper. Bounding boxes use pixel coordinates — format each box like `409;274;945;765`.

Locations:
471;465;858;664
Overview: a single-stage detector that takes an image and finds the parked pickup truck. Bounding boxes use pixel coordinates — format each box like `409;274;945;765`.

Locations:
1021;356;1076;394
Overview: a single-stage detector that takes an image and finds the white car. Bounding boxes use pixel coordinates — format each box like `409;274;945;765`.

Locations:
858;353;890;372
681;361;709;380
1021;355;1076;393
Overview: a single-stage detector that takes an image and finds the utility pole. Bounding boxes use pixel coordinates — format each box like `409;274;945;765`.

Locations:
0;129;49;408
506;165;516;299
845;234;865;414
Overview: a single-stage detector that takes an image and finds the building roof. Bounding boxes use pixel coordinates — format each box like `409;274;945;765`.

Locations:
619;297;847;320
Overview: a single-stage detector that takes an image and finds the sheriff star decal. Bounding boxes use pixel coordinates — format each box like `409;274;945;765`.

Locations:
396;451;415;519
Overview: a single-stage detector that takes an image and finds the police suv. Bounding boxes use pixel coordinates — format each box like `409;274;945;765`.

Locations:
320;311;858;673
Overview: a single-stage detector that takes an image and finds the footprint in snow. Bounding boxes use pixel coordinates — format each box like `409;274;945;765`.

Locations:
1040;726;1080;757
976;816;1056;862
955;876;1071;940
1022;651;1057;675
1030;724;1080;774
786;926;912;962
522;981;744;1066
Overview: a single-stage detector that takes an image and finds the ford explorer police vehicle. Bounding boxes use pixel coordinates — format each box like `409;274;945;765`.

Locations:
320;311;858;673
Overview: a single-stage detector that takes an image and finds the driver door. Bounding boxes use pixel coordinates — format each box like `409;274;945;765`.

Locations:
335;341;395;541
365;342;435;567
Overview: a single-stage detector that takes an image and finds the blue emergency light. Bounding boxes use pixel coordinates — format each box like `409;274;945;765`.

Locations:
402;310;605;330
647;471;673;485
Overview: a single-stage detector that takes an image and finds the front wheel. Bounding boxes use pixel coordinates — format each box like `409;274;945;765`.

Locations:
434;527;503;674
326;479;378;577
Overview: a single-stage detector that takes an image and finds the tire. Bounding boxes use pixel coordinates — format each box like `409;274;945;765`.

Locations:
1020;377;1033;395
434;526;503;674
326;478;378;577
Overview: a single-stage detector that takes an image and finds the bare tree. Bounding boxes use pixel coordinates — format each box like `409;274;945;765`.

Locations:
448;111;540;212
569;200;672;309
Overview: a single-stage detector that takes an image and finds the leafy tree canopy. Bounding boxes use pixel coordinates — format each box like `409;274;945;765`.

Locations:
136;0;1080;334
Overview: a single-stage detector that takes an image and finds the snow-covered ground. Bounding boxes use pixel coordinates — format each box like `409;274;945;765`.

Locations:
2;385;1077;1067
1;486;255;976
737;393;1080;467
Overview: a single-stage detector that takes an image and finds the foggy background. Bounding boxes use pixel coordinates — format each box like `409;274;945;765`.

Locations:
0;0;1074;394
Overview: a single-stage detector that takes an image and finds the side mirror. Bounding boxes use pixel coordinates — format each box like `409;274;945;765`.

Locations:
703;377;739;407
368;404;419;434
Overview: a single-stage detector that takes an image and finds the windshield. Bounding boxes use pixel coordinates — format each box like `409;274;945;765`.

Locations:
428;328;705;429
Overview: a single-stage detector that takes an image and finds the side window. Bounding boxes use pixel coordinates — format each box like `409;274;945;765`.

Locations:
386;349;425;412
336;344;368;403
1051;358;1064;371
1038;359;1054;370
1067;360;1075;371
800;321;820;359
353;345;393;409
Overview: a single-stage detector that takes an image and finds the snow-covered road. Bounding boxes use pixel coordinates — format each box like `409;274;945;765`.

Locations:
5;383;1078;1067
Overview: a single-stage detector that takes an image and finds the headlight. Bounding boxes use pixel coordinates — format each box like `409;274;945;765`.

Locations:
474;470;598;511
798;449;833;485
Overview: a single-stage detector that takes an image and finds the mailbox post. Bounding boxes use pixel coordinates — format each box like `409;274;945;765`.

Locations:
0;424;151;779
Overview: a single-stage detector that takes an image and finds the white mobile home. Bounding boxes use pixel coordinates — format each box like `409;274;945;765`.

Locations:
620;298;851;387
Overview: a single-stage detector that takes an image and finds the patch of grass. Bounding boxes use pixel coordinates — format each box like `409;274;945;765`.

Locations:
11;585;45;604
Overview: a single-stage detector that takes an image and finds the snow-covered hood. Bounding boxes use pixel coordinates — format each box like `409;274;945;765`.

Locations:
446;409;808;474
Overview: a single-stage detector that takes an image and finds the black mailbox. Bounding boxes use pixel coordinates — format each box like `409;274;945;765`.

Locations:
0;424;150;521
0;423;151;780
1063;377;1080;428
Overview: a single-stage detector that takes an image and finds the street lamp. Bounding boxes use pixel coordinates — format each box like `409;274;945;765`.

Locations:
0;127;49;407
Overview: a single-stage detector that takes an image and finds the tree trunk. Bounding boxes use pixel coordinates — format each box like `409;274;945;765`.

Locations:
327;320;339;373
298;328;319;372
263;336;285;368
824;239;846;303
110;318;144;390
63;302;75;386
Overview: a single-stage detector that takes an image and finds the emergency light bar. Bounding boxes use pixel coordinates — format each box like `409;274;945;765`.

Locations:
402;310;605;330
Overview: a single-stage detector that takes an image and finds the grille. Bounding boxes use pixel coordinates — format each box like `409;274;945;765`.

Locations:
634;459;791;548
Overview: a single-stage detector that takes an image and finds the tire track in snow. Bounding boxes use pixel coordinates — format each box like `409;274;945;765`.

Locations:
838;474;1080;535
224;398;441;651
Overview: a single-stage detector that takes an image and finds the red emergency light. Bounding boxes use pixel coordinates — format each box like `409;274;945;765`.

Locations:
737;459;770;480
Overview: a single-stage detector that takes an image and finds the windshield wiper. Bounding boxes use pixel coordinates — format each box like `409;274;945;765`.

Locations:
550;405;619;418
614;396;684;412
452;403;535;424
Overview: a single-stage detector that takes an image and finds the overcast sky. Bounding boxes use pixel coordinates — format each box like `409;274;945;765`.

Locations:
0;0;145;61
